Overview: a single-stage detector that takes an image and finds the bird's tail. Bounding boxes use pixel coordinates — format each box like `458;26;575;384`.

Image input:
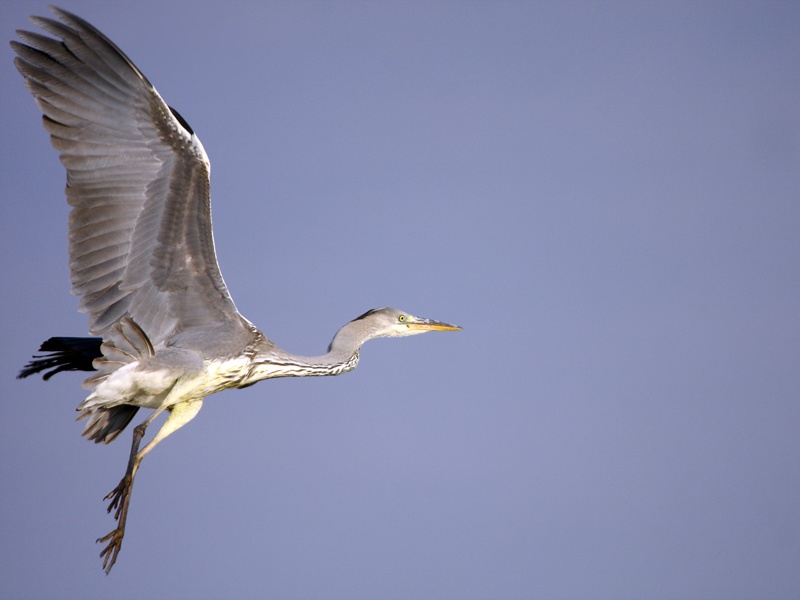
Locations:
19;318;154;444
17;336;103;380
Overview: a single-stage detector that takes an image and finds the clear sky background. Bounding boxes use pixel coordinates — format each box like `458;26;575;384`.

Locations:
1;1;799;598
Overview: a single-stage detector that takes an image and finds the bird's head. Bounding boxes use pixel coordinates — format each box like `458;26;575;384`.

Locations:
352;307;462;339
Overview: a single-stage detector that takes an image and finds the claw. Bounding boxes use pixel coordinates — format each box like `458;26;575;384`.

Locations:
104;475;131;520
97;528;123;574
97;475;132;573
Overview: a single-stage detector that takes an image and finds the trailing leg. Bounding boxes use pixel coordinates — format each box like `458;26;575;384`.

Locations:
97;400;204;573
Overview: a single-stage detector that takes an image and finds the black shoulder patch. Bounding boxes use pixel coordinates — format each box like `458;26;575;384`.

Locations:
168;105;194;135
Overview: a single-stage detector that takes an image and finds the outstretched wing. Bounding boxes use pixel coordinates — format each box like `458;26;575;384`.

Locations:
11;7;252;353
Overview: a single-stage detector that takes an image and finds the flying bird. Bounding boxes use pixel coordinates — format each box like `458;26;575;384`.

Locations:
13;7;460;574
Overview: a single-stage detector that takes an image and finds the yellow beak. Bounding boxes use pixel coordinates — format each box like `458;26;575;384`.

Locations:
405;318;462;332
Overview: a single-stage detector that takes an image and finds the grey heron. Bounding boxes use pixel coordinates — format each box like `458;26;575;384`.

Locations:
13;7;460;574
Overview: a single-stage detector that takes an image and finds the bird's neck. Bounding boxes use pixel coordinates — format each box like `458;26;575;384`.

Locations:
243;319;374;384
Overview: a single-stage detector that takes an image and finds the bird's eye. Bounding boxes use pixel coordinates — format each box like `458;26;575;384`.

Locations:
398;315;406;322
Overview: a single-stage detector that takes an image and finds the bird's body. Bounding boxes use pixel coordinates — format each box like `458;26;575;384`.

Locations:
79;308;392;420
13;7;459;573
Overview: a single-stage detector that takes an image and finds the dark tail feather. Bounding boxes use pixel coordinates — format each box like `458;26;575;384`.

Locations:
79;404;140;444
17;336;103;380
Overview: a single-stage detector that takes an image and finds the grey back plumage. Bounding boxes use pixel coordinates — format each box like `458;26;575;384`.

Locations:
12;7;251;354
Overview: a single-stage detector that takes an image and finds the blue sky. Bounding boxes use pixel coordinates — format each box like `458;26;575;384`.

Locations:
1;1;799;598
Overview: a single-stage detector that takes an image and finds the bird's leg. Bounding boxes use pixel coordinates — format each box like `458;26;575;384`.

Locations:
97;399;204;574
97;404;166;573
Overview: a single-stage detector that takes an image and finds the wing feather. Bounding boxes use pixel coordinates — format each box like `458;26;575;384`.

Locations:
13;7;252;354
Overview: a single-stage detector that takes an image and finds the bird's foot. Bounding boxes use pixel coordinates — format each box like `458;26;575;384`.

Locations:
104;475;132;520
97;527;124;574
98;474;134;572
